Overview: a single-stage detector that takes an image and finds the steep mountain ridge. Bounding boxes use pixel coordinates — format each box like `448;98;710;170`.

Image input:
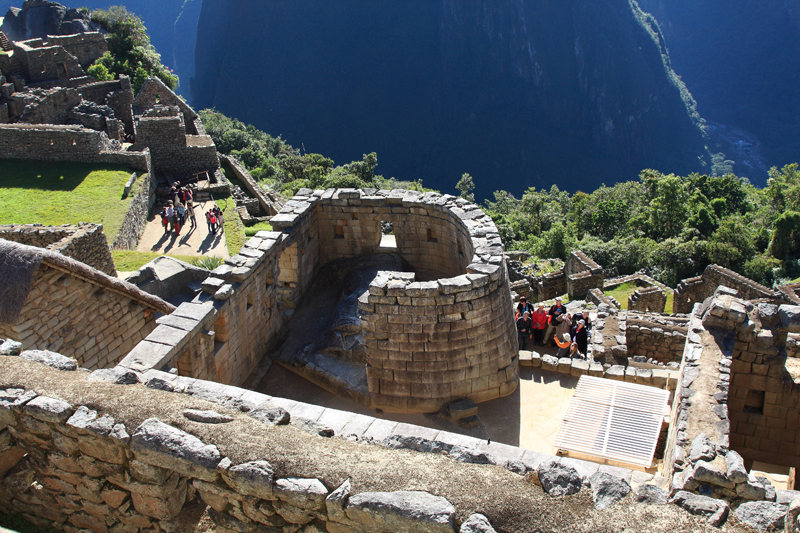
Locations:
637;0;800;184
192;0;711;198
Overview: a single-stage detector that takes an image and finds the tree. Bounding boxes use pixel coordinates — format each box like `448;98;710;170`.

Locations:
770;210;800;260
86;63;112;81
456;173;475;202
90;7;178;93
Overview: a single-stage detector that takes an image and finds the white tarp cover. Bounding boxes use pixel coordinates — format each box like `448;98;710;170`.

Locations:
554;375;670;467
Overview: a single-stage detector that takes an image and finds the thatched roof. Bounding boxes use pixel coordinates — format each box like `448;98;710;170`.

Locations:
0;240;175;324
0;239;43;324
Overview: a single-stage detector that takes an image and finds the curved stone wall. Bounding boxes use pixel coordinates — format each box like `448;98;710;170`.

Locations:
271;188;518;413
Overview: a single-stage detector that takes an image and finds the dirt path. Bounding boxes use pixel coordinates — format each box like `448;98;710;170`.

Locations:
136;201;229;259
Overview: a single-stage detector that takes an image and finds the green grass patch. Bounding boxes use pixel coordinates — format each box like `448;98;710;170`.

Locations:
605;281;675;313
0;160;135;242
605;281;638;310
244;221;273;237
213;195;246;256
112;250;224;272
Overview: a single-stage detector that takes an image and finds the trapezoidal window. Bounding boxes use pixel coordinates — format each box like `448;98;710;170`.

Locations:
427;228;438;243
379;221;396;249
743;390;765;415
334;225;345;239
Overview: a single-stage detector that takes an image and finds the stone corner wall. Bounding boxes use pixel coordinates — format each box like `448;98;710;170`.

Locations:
675;264;781;315
664;292;800;505
628;286;667;313
111;168;157;251
50;223;116;277
0;223;115;276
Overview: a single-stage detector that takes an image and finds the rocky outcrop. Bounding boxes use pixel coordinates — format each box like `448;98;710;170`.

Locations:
0;0;97;41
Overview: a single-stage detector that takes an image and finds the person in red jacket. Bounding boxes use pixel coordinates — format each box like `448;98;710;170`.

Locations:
531;304;548;345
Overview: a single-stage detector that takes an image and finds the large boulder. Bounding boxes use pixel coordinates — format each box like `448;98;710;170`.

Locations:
732;501;787;532
538;461;582;497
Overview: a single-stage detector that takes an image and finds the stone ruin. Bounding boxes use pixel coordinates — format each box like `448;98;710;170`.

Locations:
4;189;800;529
508;250;604;302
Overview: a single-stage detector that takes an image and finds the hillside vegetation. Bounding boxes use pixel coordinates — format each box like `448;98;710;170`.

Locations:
203;109;800;291
476;166;800;288
200;109;428;197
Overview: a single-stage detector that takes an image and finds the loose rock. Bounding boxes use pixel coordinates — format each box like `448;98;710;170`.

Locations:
538;461;582;497
20;350;77;371
589;472;630;510
732;501;786;532
460;513;497;533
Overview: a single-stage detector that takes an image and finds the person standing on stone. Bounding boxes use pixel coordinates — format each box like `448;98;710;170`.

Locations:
166;201;175;232
581;310;592;331
556;312;572;344
555;333;571;358
516;311;533;350
544;298;566;346
159;207;169;234
531;304;548;345
515;296;533;320
571;319;589;356
568;341;584;360
185;189;196;228
176;203;187;231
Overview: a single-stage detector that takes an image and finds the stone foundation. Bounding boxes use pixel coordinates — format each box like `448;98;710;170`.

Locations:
674;265;781;314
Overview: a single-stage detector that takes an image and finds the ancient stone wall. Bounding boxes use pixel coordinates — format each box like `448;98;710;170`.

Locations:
12;40;85;83
674;265;781;314
134;112;219;177
629;286;667;313
0;223;116;276
120;237;282;388
0;246;173;369
19;86;80;123
220;154;285;216
0;123;149;171
626;316;687;364
587;287;620;311
51;223;116;277
47;32;107;68
77;76;134;135
132;77;198;134
111;168;157;251
664;292;800;505
119;189;517;413
565;250;604;299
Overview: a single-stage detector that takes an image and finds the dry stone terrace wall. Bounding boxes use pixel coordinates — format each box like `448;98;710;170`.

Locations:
629;286;668;313
674;265;781;314
1;355;753;533
0;123;150;171
133;109;219;177
111;170;157;251
0;223;116;276
664;290;800;509
77;76;134;135
626;315;688;365
119;235;282;387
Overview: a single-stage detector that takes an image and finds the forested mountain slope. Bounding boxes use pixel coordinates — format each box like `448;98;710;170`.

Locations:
192;0;712;199
637;0;800;185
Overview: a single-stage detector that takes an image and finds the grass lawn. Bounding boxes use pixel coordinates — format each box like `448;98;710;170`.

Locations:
112;250;224;272
606;281;674;313
0;160;135;242
213;195;246;257
244;221;272;236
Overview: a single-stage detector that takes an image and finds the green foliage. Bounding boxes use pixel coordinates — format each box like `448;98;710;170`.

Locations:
456;173;475;202
201;109;435;198
90;6;178;92
244;221;273;237
480;163;800;289
86;62;112;81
